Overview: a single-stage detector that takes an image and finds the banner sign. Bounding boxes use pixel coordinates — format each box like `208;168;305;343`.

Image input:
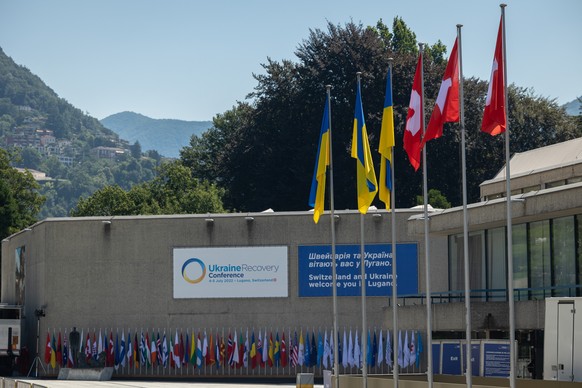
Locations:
483;342;511;377
441;342;462;375
298;243;418;297
173;246;288;298
463;343;481;376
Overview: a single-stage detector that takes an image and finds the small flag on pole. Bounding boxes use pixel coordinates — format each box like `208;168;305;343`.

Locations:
351;76;378;213
308;94;331;223
423;38;460;145
403;54;424;171
481;17;506;136
379;65;395;209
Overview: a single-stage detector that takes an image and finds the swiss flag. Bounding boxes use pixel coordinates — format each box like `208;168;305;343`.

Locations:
481;17;506;136
423;38;459;145
403;54;424;171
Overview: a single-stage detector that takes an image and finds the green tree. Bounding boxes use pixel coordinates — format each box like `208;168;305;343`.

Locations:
194;19;578;211
0;149;45;238
17;147;43;170
130;141;142;159
0;178;19;238
181;20;447;211
71;160;225;216
416;188;451;209
71;185;134;216
391;17;418;55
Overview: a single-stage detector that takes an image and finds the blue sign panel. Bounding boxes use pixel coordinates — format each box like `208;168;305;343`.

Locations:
432;343;441;374
441;343;462;375
483;342;510;377
463;343;481;376
298;243;418;297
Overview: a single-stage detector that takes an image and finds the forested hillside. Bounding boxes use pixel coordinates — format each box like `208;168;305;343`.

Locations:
0;47;160;217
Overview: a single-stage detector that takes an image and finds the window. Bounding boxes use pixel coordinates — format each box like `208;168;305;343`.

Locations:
512;223;528;295
521;185;539;194
552;216;576;296
487;227;506;300
448;214;582;301
449;231;485;299
546;180;566;189
529;220;551;299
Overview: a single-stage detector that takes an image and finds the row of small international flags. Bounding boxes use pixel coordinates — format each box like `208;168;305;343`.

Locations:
43;328;423;373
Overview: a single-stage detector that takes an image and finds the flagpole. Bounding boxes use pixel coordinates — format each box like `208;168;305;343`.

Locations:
499;4;516;388
388;58;400;388
356;72;368;388
419;43;434;388
457;24;472;388
326;84;340;388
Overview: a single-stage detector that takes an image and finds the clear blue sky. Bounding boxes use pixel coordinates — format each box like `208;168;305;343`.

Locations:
1;0;580;121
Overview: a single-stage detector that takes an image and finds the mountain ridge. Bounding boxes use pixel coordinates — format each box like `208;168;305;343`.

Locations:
101;111;211;158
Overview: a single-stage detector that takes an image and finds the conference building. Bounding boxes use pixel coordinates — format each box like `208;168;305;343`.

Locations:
2;137;582;381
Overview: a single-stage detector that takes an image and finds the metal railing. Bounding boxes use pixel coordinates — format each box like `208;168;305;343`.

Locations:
391;284;582;306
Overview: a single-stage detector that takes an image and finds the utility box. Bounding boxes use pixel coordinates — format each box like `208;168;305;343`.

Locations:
544;297;582;382
296;372;314;388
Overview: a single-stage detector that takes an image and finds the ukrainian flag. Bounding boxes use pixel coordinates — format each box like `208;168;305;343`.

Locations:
308;94;330;223
379;66;395;209
351;79;377;213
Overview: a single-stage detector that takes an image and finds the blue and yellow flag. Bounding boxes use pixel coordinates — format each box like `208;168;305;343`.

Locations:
308;94;330;223
351;79;377;213
379;66;395;209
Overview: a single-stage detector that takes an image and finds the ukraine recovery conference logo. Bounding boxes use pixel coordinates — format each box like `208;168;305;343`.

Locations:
181;258;206;284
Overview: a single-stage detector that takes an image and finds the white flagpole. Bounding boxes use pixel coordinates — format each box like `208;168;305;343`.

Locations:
457;24;472;388
419;43;434;388
499;4;516;388
356;72;368;388
326;84;340;388
388;58;400;388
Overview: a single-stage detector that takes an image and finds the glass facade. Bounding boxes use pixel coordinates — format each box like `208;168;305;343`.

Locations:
487;227;506;300
529;220;551;298
448;231;485;300
448;215;582;300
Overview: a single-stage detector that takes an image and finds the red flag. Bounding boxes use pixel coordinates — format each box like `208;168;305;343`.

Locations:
403;54;424;171
281;332;288;367
44;332;51;364
85;333;91;362
423;38;459;145
107;331;114;366
481;17;506;136
56;333;63;367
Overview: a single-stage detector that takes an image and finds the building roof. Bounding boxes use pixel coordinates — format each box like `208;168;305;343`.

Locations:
486;137;582;183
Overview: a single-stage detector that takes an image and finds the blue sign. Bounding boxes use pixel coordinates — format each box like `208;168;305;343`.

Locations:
441;343;462;375
432;343;441;374
463;343;481;376
483;342;510;377
298;243;418;297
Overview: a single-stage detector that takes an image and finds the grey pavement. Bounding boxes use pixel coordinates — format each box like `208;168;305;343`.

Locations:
14;380;321;388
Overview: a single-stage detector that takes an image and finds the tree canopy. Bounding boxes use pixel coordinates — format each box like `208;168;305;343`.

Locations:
0;149;45;238
46;17;581;218
179;18;579;213
71;160;225;217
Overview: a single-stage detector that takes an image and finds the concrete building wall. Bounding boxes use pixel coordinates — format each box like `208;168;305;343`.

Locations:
2;209;446;354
